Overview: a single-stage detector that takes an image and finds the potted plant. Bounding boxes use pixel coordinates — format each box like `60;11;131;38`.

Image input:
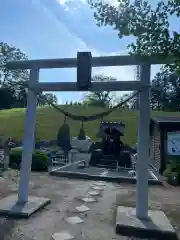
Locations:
167;171;179;185
163;162;179;185
165;159;180;185
163;163;171;178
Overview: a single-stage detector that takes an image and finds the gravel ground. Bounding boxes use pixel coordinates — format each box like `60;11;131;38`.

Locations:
0;170;179;240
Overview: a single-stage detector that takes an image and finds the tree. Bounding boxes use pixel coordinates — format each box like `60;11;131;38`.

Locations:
0;42;58;109
150;69;170;110
0;42;28;87
167;74;180;111
138;68;180;111
37;93;58;106
0;87;17;109
114;94;130;109
88;0;180;73
83;75;116;107
0;42;29;109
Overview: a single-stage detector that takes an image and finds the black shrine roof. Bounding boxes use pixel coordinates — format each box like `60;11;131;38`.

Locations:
151;116;180;124
100;121;125;127
100;121;125;136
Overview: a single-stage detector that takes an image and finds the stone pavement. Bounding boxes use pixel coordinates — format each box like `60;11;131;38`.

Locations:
1;172;177;240
0;174;138;240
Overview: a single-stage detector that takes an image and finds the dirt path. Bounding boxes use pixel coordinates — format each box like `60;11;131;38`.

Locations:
0;171;180;239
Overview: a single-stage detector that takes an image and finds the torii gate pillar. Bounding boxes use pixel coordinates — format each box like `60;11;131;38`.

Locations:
18;66;39;203
136;64;151;220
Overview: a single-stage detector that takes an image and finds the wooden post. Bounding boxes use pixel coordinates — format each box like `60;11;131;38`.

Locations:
0;137;8;170
3;139;10;170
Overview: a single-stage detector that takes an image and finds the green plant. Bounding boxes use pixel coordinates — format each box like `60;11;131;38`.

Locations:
11;147;23;152
10;148;22;167
163;163;172;178
170;157;180;176
167;171;179;186
31;150;48;171
9;148;48;171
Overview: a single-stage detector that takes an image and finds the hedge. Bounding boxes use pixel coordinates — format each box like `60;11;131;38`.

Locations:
9;147;48;171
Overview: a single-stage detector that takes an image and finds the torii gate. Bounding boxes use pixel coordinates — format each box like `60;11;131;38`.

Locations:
0;53;175;238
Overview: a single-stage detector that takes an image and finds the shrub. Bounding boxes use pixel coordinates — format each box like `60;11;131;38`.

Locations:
169;157;180;176
163;163;172;178
9;148;48;171
11;147;23;152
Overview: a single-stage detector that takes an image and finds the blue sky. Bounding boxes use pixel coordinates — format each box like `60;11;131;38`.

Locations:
0;0;178;103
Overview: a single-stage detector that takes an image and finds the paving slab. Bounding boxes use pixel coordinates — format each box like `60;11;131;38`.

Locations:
0;194;51;218
93;182;106;186
76;205;90;212
81;197;96;203
51;231;75;240
65;216;84;225
116;206;177;239
91;186;105;191
88;190;100;196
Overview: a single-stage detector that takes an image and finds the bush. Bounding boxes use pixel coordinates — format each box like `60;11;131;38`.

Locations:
9;148;48;171
163;157;180;185
163;163;172;178
170;157;180;175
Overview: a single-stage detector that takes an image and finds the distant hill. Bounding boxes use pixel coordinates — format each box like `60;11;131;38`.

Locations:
0;106;179;146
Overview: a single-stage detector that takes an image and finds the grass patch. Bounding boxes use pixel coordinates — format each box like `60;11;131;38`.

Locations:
0;106;180;145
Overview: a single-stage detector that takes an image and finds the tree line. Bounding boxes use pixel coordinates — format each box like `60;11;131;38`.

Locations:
1;39;180;111
87;0;180;111
0;42;57;110
123;68;180;111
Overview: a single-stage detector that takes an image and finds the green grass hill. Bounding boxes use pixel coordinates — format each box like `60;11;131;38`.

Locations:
0;106;180;146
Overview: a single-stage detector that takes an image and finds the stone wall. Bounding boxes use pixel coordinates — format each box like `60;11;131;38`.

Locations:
150;124;161;172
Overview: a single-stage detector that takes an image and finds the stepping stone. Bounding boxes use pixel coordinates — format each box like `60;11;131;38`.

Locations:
0;177;5;182
100;171;108;176
94;182;106;186
81;197;96;203
88;190;100;196
52;231;75;240
76;205;90;212
10;187;18;191
92;186;105;191
65;216;84;225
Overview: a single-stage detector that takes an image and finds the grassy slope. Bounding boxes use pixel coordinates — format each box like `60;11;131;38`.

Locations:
0;106;180;146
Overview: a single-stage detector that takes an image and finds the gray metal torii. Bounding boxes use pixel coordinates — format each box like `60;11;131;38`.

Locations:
6;52;167;220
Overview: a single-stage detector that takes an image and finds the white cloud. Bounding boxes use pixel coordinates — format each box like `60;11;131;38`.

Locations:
34;0;136;95
93;66;135;81
79;48;135;81
56;0;119;6
56;0;121;13
29;0;136;103
32;0;135;82
52;0;135;81
56;0;86;11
